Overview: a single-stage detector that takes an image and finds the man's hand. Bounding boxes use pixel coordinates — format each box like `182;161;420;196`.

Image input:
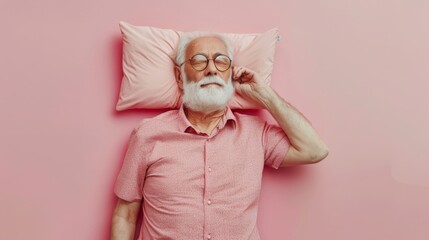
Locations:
232;66;274;107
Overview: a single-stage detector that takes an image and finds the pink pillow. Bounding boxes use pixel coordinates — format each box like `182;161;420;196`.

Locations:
116;21;280;111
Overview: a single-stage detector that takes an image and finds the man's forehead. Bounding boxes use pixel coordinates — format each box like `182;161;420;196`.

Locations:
186;36;228;56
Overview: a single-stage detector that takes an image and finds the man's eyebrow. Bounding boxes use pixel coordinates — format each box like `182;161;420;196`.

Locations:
195;52;227;57
194;52;208;57
213;52;226;57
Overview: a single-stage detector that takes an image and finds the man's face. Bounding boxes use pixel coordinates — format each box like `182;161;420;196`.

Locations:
183;36;232;84
177;36;235;113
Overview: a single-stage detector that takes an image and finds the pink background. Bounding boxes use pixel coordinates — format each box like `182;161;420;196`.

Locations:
1;0;428;239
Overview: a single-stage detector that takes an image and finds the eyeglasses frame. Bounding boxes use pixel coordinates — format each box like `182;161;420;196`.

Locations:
179;53;232;72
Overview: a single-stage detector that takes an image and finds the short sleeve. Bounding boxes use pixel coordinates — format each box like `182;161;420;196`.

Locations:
262;121;291;169
113;126;148;202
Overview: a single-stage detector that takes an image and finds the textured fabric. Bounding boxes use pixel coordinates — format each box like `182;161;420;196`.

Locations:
114;103;290;240
116;21;280;111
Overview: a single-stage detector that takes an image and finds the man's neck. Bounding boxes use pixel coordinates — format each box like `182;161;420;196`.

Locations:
184;106;226;133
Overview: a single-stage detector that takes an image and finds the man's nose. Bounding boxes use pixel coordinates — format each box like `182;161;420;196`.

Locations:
204;59;218;76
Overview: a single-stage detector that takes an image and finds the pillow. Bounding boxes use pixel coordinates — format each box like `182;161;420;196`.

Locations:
116;21;280;111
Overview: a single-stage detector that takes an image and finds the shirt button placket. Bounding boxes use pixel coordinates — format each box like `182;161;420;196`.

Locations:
204;137;213;239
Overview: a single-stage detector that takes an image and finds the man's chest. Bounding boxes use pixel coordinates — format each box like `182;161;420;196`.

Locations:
141;133;265;204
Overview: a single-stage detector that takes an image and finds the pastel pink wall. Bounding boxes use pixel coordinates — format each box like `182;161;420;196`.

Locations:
1;0;428;239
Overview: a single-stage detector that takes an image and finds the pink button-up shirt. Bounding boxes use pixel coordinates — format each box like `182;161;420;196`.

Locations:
114;103;290;240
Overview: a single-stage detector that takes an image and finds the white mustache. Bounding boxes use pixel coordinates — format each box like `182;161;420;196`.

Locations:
198;76;226;87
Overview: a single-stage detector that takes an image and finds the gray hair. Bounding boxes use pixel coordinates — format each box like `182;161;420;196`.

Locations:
174;32;234;66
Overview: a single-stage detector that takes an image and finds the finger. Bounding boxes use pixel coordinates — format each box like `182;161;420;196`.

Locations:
232;66;239;79
234;69;242;79
233;66;243;79
237;67;246;76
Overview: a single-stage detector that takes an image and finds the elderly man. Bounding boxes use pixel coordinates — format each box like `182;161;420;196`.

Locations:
110;33;329;240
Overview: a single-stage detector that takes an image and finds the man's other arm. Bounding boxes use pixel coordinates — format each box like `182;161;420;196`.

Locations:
110;198;141;240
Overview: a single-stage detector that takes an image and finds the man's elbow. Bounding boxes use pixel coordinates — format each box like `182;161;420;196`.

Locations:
310;147;329;163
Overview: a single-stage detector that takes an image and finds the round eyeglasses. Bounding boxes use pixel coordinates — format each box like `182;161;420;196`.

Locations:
179;54;232;72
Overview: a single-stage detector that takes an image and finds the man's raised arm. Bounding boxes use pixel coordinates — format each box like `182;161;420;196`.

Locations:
232;66;329;166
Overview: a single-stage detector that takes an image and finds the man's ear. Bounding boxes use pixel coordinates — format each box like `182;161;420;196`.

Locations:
174;65;183;91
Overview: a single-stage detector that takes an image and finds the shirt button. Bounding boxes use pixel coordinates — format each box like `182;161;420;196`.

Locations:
207;234;211;239
207;199;212;205
208;167;212;172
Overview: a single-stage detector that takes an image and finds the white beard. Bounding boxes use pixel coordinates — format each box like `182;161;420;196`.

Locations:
182;73;235;113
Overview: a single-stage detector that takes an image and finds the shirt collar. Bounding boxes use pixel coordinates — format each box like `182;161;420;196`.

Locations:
177;103;237;133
